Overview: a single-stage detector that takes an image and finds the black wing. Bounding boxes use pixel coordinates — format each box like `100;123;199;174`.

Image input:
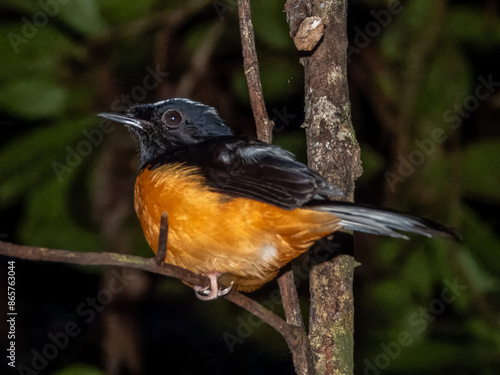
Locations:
146;136;344;210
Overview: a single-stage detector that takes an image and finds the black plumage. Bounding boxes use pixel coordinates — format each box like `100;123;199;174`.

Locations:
146;136;344;210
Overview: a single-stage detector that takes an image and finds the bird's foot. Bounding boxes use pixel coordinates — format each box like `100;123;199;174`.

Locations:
194;273;234;301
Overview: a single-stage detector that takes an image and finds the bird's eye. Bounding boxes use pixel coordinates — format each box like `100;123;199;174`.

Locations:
162;109;183;127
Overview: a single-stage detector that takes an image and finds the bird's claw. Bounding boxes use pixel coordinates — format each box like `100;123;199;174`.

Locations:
194;274;234;301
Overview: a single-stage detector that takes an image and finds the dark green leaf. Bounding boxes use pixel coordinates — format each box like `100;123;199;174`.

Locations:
57;0;107;34
20;163;100;252
447;6;500;45
99;0;155;24
53;363;103;375
0;119;98;206
462;140;500;202
0;79;68;120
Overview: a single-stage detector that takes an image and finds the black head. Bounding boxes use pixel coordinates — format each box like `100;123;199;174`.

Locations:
98;98;232;164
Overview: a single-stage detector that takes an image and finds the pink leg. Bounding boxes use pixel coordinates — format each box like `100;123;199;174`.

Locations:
194;273;234;301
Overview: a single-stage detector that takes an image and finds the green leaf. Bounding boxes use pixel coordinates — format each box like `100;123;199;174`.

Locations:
400;248;434;298
461;206;500;275
456;247;497;294
0;24;82;79
417;44;471;124
20;163;100;252
447;6;500;45
57;0;107;35
0;119;96;206
0;24;83;120
388;341;462;372
0;79;68;120
99;0;155;24
374;239;396;268
370;280;413;320
462;140;500;202
469;319;500;352
380;1;435;63
419;155;456;204
1;0;41;15
52;363;103;375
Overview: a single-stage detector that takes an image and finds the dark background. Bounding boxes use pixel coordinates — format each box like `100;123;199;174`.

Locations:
0;0;499;374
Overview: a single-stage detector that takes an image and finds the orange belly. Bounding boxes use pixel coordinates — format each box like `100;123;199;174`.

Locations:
134;163;340;291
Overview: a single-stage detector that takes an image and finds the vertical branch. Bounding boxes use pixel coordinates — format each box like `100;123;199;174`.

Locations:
155;212;169;265
277;268;315;375
237;1;313;373
287;0;361;373
277;267;304;327
237;0;274;142
301;1;362;200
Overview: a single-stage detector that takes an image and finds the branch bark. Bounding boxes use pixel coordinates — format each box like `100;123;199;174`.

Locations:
286;1;361;374
277;267;315;374
0;240;305;347
237;0;274;143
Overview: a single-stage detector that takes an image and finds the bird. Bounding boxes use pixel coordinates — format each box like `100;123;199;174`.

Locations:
98;98;459;300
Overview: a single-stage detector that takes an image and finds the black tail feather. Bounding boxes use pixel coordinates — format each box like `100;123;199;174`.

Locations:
310;201;460;241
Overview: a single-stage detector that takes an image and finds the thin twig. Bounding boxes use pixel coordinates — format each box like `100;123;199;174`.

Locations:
155;212;169;265
237;1;312;373
277;269;315;375
277;266;304;328
237;0;274;143
0;241;301;343
0;240;205;285
225;291;305;349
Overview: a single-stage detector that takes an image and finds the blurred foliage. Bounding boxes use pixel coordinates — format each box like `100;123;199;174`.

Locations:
0;0;499;374
53;363;103;375
463;140;500;202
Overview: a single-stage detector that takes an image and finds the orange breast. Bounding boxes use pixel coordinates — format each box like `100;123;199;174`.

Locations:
134;162;340;291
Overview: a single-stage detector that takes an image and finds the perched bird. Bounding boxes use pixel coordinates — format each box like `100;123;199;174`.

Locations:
98;98;458;300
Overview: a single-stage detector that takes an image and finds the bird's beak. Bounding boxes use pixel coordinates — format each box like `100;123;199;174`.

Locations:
97;112;143;129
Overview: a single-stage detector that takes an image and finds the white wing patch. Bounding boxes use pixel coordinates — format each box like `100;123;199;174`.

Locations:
259;243;278;262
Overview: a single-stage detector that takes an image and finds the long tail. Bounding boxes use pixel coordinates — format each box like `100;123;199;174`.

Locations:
310;201;460;241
